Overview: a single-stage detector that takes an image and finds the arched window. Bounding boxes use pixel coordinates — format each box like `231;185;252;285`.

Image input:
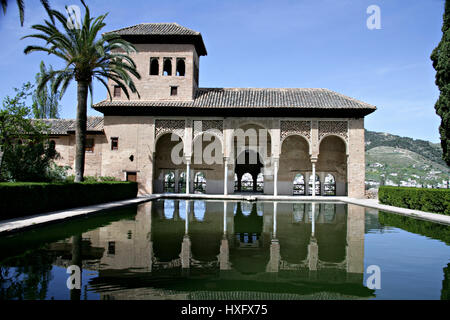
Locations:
323;204;336;222
324;174;336;196
256;173;264;192
164;200;175;219
241;173;253;192
193;201;206;221
234;173;239;192
241;202;252;216
178;172;186;193
163;171;175;193
308;174;321;196
256;203;264;216
293;174;305;195
150;58;159;75
163;58;172;76
179;200;186;220
293;203;306;222
194;172;206;193
176;58;185;76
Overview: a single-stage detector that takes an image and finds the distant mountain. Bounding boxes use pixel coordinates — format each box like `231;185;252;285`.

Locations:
365;130;446;166
364;130;449;188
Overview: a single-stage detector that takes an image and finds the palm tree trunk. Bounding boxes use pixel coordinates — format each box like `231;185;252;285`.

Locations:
74;81;88;183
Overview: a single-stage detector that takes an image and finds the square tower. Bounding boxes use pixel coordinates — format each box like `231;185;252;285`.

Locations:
105;23;207;101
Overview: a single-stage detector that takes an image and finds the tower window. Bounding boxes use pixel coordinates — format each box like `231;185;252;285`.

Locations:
113;86;121;97
170;86;178;96
163;58;172;76
176;58;185;76
111;137;119;150
150;58;159;75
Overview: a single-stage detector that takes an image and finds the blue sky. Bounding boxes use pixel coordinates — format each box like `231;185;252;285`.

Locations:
0;0;445;142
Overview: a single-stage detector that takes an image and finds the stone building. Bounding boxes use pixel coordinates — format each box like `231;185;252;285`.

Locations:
46;23;376;198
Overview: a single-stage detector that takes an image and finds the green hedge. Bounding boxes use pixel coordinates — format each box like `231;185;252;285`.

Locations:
378;186;450;215
0;181;138;219
378;211;450;245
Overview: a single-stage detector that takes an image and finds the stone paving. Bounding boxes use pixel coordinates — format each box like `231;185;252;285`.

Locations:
1;194;449;235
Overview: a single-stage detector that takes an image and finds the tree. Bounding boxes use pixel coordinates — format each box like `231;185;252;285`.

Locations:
431;0;450;166
22;0;141;182
32;61;60;119
0;0;52;26
0;83;58;182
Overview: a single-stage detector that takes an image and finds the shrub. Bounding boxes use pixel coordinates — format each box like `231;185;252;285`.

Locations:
0;181;138;219
379;186;450;215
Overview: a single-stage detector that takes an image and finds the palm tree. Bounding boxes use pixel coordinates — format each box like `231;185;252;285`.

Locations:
32;61;61;119
22;0;141;182
1;0;52;26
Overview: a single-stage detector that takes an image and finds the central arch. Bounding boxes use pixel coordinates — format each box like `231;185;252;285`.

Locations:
234;149;264;193
232;123;271;194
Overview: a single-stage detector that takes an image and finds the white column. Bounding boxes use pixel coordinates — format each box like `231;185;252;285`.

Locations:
311;161;316;197
224;157;229;195
186;159;191;195
311;202;316;236
273;158;279;196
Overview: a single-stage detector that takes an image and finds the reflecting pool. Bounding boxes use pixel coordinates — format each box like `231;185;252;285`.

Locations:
0;200;449;300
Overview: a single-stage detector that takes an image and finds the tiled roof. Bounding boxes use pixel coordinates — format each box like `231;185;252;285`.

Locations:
106;23;201;36
94;88;376;110
35;117;104;135
105;23;207;56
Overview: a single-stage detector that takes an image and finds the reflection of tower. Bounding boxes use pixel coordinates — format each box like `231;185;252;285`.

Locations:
134;201;153;272
346;204;365;282
180;200;191;269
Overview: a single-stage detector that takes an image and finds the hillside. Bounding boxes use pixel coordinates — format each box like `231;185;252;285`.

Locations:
365;130;449;188
365;130;445;166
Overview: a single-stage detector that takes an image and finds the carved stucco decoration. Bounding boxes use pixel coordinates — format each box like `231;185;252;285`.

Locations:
318;121;348;142
193;120;224;142
280;120;311;141
155;119;186;140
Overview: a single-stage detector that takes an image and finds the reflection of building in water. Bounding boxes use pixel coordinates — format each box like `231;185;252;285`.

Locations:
56;200;368;299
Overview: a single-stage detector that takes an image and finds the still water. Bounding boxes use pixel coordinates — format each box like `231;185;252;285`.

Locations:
0;200;449;300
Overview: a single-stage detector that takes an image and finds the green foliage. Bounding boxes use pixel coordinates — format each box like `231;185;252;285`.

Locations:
22;0;141;103
378;211;450;245
431;0;450;166
0;83;59;182
66;175;119;183
379;186;450;215
365;130;446;166
32;61;60;119
365;145;449;187
0;0;52;26
21;0;141;182
0;181;138;219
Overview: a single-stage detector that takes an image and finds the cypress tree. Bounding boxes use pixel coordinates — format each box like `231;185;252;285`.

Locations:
431;0;450;166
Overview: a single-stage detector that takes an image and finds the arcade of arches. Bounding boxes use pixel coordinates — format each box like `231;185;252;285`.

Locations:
150;119;365;197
